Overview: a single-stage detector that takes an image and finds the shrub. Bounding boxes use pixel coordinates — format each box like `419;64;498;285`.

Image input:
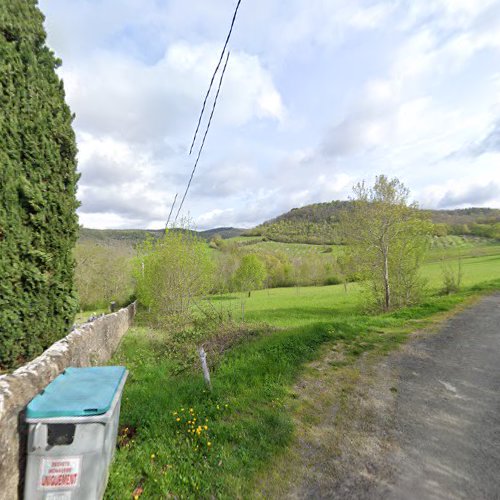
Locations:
134;229;215;329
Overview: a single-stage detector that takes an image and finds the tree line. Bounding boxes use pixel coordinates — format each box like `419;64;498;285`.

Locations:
73;176;438;328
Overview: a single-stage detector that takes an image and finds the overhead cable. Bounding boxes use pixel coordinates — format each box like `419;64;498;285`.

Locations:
165;192;178;228
188;0;242;155
175;51;231;223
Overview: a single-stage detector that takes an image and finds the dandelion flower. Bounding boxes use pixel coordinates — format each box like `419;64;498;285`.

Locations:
151;454;155;459
176;418;180;422
207;442;212;447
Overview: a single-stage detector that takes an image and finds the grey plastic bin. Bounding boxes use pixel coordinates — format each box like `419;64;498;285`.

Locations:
24;366;128;500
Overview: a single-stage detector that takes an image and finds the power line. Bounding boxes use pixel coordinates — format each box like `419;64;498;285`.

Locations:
188;0;242;155
165;192;178;228
175;51;231;223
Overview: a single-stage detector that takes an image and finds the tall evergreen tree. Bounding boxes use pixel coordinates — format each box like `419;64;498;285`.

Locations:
0;1;79;369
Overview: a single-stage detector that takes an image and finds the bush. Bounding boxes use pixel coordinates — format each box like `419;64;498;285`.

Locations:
324;276;342;286
135;229;215;329
441;257;463;295
0;1;79;369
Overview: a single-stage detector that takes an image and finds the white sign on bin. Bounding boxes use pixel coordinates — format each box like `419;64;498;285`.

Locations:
39;456;81;490
45;493;72;500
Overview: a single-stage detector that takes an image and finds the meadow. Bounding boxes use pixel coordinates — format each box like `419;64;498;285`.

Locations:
104;241;500;498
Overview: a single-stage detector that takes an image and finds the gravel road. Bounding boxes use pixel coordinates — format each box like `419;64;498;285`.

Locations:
386;292;500;499
260;294;500;499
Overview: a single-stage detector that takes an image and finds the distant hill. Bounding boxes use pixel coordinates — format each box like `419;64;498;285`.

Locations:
78;205;500;248
244;202;500;244
422;207;500;225
199;227;246;240
78;227;245;247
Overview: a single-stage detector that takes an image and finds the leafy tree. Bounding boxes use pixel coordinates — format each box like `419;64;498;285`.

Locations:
213;250;240;293
134;229;214;328
0;1;79;368
340;175;431;311
233;254;267;297
74;243;134;311
265;253;293;288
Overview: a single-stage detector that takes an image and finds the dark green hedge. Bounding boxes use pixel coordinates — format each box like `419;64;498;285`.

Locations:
0;1;79;369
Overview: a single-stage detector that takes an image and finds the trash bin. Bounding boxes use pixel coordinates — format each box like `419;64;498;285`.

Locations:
24;366;128;500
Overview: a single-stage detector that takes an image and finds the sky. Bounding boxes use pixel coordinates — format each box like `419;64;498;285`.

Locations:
39;0;500;230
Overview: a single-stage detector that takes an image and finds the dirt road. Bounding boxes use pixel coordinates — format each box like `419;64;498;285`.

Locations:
386;292;500;499
264;293;500;499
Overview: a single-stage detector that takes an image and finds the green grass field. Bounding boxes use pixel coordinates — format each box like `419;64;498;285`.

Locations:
105;242;500;498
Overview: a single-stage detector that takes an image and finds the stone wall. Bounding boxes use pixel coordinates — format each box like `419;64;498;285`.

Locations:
0;302;136;500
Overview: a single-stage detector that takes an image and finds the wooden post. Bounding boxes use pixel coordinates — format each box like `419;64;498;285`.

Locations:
198;347;212;390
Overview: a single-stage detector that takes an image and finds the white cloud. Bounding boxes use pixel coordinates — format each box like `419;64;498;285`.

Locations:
38;0;500;230
272;0;396;53
61;42;284;147
196;208;235;228
61;37;286;228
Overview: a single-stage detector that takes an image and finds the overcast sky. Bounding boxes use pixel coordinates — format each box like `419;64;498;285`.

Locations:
39;0;500;230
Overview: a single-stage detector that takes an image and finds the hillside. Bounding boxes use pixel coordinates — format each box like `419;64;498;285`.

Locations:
78;226;245;247
78;204;500;248
244;202;500;244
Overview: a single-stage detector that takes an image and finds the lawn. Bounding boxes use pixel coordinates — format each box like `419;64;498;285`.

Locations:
105;244;500;498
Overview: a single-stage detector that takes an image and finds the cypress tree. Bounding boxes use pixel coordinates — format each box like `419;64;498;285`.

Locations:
0;1;79;369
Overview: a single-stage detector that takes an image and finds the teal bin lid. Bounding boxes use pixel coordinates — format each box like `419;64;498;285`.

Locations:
26;366;127;419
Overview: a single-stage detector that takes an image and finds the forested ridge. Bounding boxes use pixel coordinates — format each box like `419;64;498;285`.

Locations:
245;202;500;244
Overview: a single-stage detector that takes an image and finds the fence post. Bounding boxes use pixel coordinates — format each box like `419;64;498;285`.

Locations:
198;348;212;390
